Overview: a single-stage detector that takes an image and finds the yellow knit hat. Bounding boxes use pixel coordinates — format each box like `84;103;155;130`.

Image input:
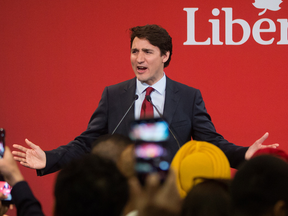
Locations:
170;140;231;198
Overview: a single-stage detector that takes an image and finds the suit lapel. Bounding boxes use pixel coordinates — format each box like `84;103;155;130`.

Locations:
117;76;179;132
163;77;180;126
119;78;137;133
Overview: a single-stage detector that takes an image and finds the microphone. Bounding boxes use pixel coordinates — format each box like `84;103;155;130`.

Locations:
146;95;181;149
112;95;139;135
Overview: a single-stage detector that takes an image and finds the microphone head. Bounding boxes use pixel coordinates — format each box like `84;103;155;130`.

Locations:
146;95;152;102
134;95;139;100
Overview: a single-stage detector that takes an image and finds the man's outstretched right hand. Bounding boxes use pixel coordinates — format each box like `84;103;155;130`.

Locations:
12;139;46;170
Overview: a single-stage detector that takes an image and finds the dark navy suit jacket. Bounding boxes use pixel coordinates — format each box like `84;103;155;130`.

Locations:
38;76;248;175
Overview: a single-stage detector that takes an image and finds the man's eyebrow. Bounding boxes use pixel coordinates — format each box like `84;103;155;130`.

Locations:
142;48;154;52
131;48;139;51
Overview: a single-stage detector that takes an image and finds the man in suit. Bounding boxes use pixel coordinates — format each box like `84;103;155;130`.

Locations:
12;24;278;175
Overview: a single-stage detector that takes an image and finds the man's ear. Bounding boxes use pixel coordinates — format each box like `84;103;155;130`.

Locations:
162;51;170;63
273;200;286;216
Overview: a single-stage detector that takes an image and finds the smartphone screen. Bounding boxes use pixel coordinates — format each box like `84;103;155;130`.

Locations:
0;181;12;203
0;128;13;204
0;142;4;158
0;129;4;158
130;118;170;185
129;118;169;142
134;142;170;185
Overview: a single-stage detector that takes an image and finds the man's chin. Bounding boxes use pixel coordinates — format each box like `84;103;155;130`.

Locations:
135;75;147;83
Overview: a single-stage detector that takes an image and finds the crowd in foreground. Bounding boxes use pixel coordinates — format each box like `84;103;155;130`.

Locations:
0;134;288;216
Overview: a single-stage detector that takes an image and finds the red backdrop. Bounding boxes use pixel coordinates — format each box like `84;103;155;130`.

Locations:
1;0;287;215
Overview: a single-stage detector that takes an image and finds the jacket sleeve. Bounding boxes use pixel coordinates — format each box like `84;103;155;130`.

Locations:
191;89;248;168
37;87;110;176
11;181;44;216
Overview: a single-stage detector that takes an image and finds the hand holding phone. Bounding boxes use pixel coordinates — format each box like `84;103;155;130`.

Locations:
0;128;25;204
0;146;24;186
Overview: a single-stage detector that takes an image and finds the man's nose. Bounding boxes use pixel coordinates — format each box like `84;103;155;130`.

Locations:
137;52;144;63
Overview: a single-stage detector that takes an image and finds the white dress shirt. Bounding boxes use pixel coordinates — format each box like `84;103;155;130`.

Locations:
135;73;166;119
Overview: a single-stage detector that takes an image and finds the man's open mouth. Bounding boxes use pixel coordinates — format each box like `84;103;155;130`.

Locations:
137;66;148;72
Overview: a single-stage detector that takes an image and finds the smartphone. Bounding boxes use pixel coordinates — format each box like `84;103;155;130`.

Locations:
129;118;169;142
0;128;5;159
129;118;170;185
0;128;13;204
0;181;12;204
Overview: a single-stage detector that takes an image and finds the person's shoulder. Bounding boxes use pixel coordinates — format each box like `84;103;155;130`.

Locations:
166;76;200;92
107;78;136;90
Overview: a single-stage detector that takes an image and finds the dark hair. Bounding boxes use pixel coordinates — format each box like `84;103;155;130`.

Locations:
130;24;172;68
91;134;133;162
230;155;288;216
181;178;231;216
54;155;129;216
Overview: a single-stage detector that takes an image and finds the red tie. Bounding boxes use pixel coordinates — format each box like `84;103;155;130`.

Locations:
140;87;154;119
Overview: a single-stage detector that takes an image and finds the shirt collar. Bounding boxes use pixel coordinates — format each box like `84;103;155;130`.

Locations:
136;73;166;95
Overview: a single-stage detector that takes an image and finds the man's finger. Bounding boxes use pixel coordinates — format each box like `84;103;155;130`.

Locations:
261;143;279;149
12;144;28;152
257;132;269;144
13;156;27;163
19;162;32;168
11;151;26;158
25;139;38;150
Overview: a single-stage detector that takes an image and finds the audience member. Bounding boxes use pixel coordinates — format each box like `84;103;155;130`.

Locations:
91;134;135;178
181;178;231;216
251;147;288;162
230;155;288;216
91;134;133;163
91;134;136;215
170;140;231;197
129;170;182;216
91;134;184;216
54;154;129;216
117;143;135;179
